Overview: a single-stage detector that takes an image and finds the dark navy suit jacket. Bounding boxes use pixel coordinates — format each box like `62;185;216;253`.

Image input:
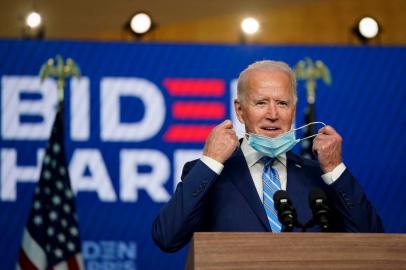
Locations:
152;148;383;252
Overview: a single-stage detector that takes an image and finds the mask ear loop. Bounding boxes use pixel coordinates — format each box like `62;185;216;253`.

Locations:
301;133;318;141
295;121;327;141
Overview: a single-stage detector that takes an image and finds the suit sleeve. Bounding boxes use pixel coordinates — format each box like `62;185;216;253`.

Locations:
151;159;218;252
327;169;384;232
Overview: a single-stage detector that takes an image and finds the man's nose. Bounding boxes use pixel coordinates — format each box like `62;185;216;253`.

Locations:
266;102;279;120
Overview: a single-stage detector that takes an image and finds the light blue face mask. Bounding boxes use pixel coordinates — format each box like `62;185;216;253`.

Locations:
246;122;326;158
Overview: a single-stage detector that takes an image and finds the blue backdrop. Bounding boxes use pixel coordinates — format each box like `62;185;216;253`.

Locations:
0;39;405;270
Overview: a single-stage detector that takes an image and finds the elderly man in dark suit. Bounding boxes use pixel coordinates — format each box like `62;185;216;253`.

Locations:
152;60;383;253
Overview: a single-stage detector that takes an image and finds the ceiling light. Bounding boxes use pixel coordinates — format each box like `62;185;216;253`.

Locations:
26;11;42;29
130;13;152;35
352;16;381;44
358;17;379;39
241;18;260;35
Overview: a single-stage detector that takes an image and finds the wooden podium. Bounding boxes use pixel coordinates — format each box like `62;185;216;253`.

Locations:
185;232;406;270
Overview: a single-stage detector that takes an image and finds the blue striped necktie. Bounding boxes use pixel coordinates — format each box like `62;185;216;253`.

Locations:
262;157;282;233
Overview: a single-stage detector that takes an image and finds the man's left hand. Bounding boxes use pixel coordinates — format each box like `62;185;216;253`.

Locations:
312;125;343;173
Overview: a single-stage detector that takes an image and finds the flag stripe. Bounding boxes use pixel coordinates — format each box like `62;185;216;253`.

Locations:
67;254;80;270
75;254;84;270
53;262;68;270
21;229;46;270
18;248;39;270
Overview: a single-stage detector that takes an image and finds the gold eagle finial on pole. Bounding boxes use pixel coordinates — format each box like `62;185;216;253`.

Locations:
294;57;331;104
39;55;81;104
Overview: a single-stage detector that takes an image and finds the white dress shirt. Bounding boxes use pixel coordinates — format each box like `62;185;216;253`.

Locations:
200;138;346;202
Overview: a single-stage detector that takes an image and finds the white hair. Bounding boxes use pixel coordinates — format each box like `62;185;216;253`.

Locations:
237;60;297;104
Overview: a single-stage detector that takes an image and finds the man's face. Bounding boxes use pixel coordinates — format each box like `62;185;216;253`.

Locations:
235;70;296;138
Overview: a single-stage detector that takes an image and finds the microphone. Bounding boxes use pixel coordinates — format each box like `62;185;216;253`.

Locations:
273;190;300;232
309;188;331;232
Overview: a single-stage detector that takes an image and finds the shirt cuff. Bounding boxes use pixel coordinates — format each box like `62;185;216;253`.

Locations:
200;155;224;175
321;163;347;185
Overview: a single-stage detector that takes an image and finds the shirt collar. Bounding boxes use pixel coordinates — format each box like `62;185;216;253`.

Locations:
241;137;287;167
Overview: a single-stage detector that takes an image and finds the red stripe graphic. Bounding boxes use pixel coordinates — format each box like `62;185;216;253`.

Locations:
172;102;225;119
164;125;215;142
18;248;39;270
164;78;225;96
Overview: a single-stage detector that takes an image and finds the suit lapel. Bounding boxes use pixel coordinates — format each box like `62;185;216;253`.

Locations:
225;148;271;231
286;152;313;226
286;151;305;191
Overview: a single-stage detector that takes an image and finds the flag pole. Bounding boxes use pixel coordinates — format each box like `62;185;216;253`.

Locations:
294;57;332;159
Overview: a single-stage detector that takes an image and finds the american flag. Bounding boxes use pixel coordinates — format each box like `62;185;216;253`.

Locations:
17;106;84;270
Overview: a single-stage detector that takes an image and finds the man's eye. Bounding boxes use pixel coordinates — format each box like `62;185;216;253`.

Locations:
278;101;288;106
255;101;266;105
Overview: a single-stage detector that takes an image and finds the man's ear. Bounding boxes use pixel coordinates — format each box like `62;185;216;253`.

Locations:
234;99;245;124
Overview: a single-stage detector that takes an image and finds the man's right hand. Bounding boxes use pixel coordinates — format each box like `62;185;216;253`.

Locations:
203;120;239;164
